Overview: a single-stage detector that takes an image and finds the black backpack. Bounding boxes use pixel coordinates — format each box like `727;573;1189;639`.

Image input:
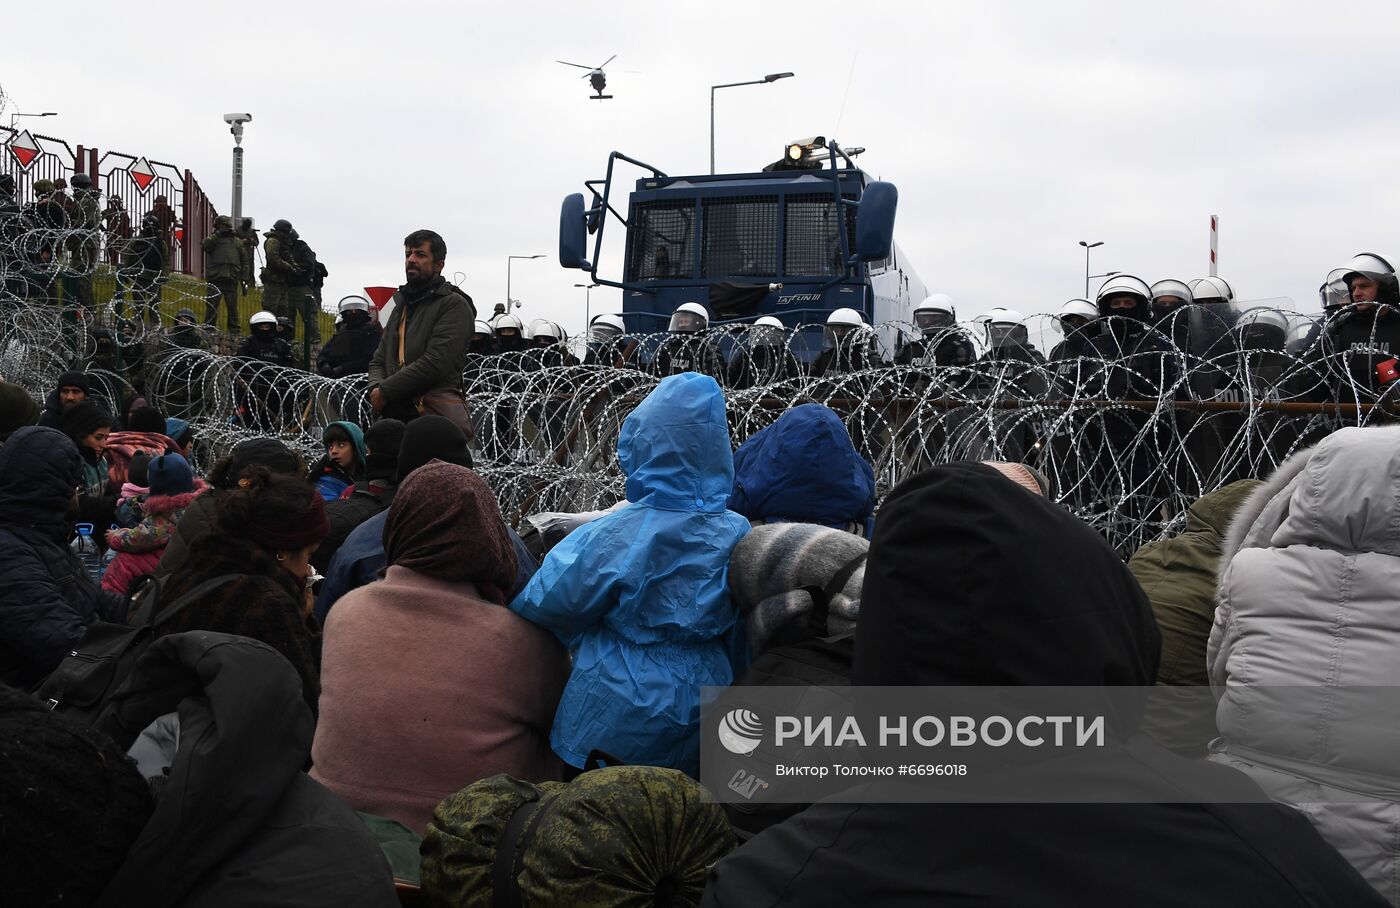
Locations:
33;573;238;724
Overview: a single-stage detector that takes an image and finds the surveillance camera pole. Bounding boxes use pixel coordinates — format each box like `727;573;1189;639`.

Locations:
226;115;251;224
506;254;545;314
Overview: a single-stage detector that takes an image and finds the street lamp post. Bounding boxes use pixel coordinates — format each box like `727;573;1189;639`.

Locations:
710;72;794;175
575;282;600;335
1078;240;1103;298
7;111;57;131
506;254;545;313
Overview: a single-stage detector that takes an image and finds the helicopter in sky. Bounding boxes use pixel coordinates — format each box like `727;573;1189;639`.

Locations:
556;55;619;100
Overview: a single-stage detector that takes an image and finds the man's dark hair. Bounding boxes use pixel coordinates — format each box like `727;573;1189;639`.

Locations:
404;229;447;263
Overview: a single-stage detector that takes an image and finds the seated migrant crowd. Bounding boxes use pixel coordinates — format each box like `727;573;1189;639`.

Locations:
0;367;1395;907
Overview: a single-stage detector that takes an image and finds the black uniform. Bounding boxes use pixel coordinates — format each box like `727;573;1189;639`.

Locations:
652;333;725;379
317;311;382;378
1294;306;1400;404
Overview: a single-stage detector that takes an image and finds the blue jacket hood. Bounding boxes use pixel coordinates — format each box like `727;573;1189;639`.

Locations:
619;373;734;511
728;403;875;530
0;426;82;534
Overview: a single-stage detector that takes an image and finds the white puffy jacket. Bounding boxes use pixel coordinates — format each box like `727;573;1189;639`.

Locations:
1210;425;1400;905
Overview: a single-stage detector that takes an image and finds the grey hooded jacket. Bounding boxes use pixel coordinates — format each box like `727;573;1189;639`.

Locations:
1211;425;1400;905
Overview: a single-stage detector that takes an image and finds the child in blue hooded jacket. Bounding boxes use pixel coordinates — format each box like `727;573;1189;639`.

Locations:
510;372;750;776
309;420;366;501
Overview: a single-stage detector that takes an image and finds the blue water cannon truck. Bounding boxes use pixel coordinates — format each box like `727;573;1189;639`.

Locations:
558;138;926;362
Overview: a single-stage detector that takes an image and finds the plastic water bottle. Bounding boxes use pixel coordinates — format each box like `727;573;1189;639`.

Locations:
100;525;120;579
70;523;101;586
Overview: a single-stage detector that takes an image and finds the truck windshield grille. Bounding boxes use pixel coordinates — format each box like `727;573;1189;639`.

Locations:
627;199;696;281
785;194;857;277
702;196;778;279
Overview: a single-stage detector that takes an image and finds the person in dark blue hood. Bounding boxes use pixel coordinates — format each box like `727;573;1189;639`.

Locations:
511;373;751;775
0;426;128;687
729;403;875;536
703;463;1386;908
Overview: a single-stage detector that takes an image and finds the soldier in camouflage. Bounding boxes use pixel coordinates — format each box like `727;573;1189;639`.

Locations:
236;218;258;291
202;215;243;333
288;232;323;344
260;219;300;328
68;173;102;313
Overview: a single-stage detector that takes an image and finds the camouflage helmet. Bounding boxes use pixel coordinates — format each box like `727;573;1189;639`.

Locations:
32;179;55;195
214;215;232;228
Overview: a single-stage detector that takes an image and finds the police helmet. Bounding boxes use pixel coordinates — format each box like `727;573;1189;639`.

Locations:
751;315;785;347
1150;279;1194;310
1321;253;1400;309
1187;276;1235;304
1096;274;1153;319
70;173;93;190
273;219;293;232
337;295;371;315
669;302;709;333
1235;308;1289;350
589;313;625;342
249;311;277;327
913;294;957;334
1055;298;1099;333
529;319;564;343
981;307;1029;348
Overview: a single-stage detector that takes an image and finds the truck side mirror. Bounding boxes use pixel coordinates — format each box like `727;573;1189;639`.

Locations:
559;193;590;270
853;181;897;262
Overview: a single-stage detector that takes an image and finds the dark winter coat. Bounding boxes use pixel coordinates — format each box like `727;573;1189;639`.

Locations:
0;426;127;688
93;632;398;908
154;489;220;580
368;276;475;404
702;462;1388;908
236;330;296;366
317;316;382;378
157;534;322;714
311;476;397;573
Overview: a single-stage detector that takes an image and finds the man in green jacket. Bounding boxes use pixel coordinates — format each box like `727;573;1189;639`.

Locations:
1129;478;1260;754
367;229;475;428
202;215;243;332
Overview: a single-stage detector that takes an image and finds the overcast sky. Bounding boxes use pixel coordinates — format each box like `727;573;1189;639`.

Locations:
5;1;1396;336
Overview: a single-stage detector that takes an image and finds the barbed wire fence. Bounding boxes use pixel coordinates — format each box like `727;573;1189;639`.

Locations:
2;214;1391;555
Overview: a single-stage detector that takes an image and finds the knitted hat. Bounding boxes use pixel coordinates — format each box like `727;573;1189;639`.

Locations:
396;415;472;482
255;487;328;551
56;370;90;395
227;438;299;481
979;461;1053;498
127;406;166;435
60;401;112;442
127;451;152;488
148;453;194;497
164;417;192;446
363;418;406;475
0;381;39;440
0;686;154;906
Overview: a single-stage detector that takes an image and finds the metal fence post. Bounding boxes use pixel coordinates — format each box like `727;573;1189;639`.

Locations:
303;292;314;371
